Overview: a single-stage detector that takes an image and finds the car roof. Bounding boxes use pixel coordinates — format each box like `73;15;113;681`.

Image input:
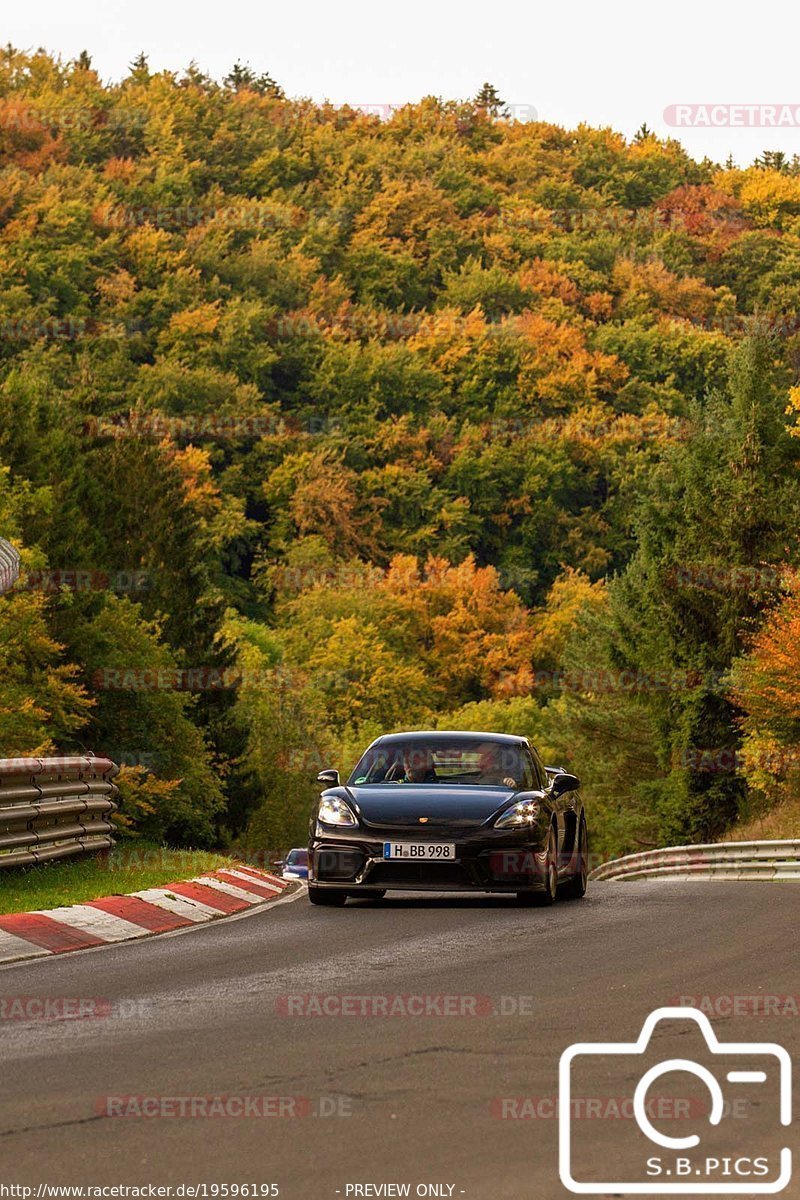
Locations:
368;730;529;747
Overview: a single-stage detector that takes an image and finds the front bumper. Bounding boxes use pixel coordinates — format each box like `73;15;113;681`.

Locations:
308;825;551;893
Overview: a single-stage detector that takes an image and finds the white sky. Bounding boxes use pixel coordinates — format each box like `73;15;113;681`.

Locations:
6;0;800;165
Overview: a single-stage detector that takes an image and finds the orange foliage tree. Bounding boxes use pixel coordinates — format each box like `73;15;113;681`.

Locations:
730;572;800;802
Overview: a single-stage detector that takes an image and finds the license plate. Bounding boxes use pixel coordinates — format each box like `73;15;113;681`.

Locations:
383;842;456;860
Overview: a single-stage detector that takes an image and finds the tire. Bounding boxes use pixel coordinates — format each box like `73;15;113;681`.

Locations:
517;826;558;907
308;886;347;906
559;818;588;900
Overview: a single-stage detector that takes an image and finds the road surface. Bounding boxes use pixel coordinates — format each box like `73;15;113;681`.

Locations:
1;883;798;1198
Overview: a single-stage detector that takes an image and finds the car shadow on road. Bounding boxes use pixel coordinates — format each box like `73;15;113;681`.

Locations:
346;893;550;908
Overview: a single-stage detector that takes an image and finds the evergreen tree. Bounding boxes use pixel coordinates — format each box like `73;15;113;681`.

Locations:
128;51;149;80
473;82;509;118
223;61;283;97
754;149;789;173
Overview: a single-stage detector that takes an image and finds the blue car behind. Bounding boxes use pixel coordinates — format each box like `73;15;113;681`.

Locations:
281;848;309;881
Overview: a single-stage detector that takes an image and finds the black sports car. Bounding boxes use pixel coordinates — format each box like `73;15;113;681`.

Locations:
307;731;587;906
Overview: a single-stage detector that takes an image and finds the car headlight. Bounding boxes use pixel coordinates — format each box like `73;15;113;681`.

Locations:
494;799;541;829
318;796;358;828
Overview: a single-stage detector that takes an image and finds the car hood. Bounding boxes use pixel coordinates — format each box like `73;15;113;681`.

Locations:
345;784;519;828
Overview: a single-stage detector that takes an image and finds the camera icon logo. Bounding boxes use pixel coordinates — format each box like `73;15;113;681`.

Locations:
559;1006;792;1194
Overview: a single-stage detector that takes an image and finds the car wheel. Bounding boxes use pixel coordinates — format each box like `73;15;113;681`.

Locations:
515;830;561;902
308;886;347;906
559;818;588;900
517;826;558;907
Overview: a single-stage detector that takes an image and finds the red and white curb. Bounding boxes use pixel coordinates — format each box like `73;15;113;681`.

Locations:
0;866;292;965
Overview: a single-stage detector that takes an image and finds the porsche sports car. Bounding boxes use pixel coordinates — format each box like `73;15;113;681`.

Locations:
307;731;587;906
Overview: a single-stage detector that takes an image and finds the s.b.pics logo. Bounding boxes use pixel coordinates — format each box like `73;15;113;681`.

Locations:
559;1007;792;1194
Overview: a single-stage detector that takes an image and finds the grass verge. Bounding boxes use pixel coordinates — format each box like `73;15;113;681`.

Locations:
0;841;237;915
724;798;800;843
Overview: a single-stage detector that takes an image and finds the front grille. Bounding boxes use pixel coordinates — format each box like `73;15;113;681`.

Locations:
367;861;473;888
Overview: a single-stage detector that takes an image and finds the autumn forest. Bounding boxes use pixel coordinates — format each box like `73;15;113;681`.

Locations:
2;50;800;859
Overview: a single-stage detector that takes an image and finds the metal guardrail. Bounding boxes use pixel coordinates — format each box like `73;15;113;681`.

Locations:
0;538;20;595
0;756;119;869
589;839;800;882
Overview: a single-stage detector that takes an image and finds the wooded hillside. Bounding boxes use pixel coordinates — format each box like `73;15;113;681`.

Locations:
2;49;799;856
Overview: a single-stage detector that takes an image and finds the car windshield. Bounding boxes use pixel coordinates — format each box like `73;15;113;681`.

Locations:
349;737;531;788
286;849;308;866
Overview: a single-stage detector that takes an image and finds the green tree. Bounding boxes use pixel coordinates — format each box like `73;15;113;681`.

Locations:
223;61;283;97
0;581;92;756
554;336;800;849
68;595;226;845
473;82;509;119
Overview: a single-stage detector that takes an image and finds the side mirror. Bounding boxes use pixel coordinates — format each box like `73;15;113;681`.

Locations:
317;768;340;787
550;772;580;797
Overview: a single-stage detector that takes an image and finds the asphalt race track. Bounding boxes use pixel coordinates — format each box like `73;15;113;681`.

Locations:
1;882;798;1199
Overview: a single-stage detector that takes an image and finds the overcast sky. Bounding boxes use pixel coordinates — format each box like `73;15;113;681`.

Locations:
6;0;800;165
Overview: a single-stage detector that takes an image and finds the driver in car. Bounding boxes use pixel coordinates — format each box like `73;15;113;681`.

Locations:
402;747;437;783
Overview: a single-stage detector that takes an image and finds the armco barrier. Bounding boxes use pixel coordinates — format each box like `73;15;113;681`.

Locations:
589;839;800;882
0;756;119;869
0;537;20;594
